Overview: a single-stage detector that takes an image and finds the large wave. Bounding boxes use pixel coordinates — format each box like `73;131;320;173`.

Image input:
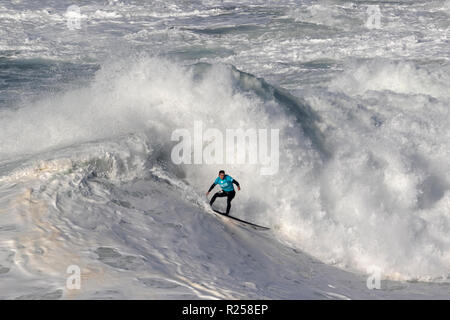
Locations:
0;56;449;287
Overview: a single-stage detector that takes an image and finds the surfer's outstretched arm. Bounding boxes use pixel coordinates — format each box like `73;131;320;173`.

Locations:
232;179;241;191
206;183;216;196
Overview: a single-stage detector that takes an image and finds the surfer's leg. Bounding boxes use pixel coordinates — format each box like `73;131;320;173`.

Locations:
210;191;226;206
225;190;236;215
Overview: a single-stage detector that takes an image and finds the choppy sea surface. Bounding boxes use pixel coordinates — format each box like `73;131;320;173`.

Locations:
0;0;449;299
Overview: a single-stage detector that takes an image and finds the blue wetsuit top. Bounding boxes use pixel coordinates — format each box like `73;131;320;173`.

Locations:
208;175;240;193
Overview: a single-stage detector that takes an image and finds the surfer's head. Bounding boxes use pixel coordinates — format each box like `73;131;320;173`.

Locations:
219;170;225;179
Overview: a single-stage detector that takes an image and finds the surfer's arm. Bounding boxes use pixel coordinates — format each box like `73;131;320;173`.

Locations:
232;179;241;190
207;183;216;194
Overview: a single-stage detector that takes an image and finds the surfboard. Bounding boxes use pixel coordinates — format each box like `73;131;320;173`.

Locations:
212;209;270;230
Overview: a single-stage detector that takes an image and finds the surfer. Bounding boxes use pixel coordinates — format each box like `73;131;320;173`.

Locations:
206;170;240;215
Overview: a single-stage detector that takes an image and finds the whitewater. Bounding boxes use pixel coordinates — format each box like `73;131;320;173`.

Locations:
0;0;449;299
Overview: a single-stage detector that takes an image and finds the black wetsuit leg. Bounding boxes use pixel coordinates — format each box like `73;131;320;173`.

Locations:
225;190;236;215
210;191;227;206
210;190;236;215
